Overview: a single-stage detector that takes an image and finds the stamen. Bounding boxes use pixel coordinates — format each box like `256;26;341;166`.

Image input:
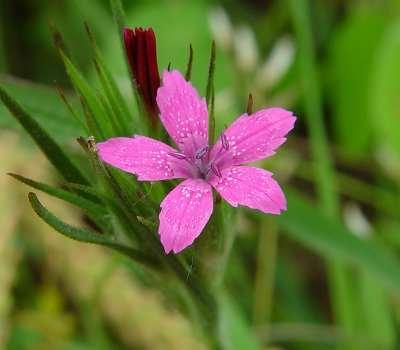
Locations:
168;152;187;160
210;163;222;178
221;133;229;150
195;146;209;159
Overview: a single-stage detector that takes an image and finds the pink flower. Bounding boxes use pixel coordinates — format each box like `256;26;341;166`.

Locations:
97;70;296;254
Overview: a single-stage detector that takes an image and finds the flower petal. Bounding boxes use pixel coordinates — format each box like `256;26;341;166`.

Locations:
210;166;286;214
97;136;190;181
156;70;208;157
211;108;296;168
159;179;213;254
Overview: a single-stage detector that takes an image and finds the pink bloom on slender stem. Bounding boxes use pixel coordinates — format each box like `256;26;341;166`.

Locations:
97;70;296;254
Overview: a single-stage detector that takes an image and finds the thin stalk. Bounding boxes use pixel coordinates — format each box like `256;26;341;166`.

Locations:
253;218;278;326
212;204;235;290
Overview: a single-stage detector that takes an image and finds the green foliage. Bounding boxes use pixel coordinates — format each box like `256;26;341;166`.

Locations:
28;192;159;267
2;0;400;349
0;85;88;185
0;75;81;142
370;20;400;155
279;191;400;295
219;294;262;350
328;10;386;157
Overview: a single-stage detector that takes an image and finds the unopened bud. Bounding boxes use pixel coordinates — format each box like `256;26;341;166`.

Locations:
124;27;160;125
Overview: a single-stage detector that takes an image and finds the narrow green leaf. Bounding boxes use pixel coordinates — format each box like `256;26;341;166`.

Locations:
56;85;88;133
28;192;159;268
85;22;132;134
0;75;81;142
49;21;69;57
370;20;400;156
62;182;107;202
206;41;216;143
205;40;216;105
97;87;124;135
328;10;385;156
109;0;126;39
9;173;107;226
0;85;88;185
77;136;147;243
288;0;350;338
359;271;396;348
185;44;194;81
60;51;114;139
80;96;104;140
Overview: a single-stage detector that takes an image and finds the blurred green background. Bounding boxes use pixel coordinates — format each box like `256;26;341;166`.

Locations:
2;0;400;349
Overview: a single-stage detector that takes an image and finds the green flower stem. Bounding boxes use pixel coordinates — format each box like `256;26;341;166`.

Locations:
253;217;278;327
212;202;235;291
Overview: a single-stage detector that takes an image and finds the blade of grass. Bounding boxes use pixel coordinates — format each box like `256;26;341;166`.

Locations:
9;173;108;227
359;271;396;348
28;192;159;268
0;86;88;185
288;0;357;341
60;51;115;139
109;0;126;39
206;41;216;144
56;85;88;133
97;88;125;135
80;96;104;140
0;75;81;141
85;23;132;133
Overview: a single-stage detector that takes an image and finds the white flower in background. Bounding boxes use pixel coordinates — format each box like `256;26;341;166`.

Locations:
208;7;234;51
256;36;295;90
234;25;259;73
343;203;372;239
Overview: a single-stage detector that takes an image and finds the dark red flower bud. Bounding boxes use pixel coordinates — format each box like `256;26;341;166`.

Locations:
123;27;161;125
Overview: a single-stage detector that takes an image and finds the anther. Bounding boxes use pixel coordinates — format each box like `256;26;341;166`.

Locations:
221;133;229;150
168;152;187;160
195;146;209;159
210;163;222;178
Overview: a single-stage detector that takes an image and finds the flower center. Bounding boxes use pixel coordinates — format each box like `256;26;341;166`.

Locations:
169;134;229;181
